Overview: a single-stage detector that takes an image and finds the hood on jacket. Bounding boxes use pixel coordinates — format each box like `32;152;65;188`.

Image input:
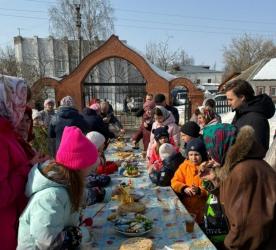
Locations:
83;107;97;116
162;112;176;126
236;94;275;119
217;125;266;181
57;106;80;119
25;161;66;198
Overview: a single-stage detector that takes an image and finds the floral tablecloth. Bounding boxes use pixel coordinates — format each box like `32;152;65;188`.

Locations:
84;144;216;250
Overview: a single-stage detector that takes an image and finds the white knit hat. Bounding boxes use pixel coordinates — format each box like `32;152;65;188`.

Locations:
159;143;176;161
32;109;41;120
86;131;105;150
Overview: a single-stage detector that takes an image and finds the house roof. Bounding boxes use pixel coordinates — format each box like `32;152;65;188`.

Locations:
253;58;276;80
176;65;223;74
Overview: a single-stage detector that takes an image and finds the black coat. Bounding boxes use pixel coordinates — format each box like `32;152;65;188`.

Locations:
48;107;88;152
149;152;184;186
232;94;275;151
83;108;115;140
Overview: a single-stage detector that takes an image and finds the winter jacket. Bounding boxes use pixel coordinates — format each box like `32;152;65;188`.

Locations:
147;112;180;159
17;163;81;249
132;113;154;151
48;107;88;152
171;159;208;223
149;152;184;186
232;94;275;151
218;126;276;250
165;104;179;125
39;109;55;128
31;125;49;156
83;107;115;140
0;117;30;250
101;112;123;130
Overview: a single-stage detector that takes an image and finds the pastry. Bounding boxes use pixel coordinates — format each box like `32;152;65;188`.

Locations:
119;237;153;250
118;202;145;214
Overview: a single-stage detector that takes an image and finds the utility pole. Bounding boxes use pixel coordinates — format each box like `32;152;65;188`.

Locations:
74;4;82;64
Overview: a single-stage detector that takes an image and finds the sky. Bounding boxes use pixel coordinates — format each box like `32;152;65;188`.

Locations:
0;0;276;70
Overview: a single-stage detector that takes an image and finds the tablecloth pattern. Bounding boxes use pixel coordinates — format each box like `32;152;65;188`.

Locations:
84;144;217;250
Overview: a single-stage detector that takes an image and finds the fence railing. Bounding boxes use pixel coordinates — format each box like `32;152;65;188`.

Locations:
215;100;231;114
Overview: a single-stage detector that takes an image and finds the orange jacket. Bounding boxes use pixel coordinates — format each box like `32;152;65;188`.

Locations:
171;159;207;223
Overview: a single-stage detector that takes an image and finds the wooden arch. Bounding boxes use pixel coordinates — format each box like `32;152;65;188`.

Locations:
169;77;204;113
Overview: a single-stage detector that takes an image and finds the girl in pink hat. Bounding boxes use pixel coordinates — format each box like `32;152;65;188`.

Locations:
17;126;100;249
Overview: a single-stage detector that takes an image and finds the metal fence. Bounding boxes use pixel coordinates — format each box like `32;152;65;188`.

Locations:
215;100;231;114
174;100;192;125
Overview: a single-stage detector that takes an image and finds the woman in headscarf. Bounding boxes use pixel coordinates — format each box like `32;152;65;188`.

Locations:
200;123;276;250
0;75;30;250
146;106;180;159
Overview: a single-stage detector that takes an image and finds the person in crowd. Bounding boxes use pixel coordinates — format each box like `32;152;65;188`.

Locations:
132;100;156;151
171;138;208;223
225;79;275;151
180;121;200;157
0;75;30;250
264;136;276;171
83;103;115;141
199;123;276;249
195;106;220;133
31;109;49;156
203;98;222;123
100;101;125;135
17;126;100;249
154;93;179;124
149;143;184;186
48;96;88;154
39;98;55;128
86;131;119;175
147;106;180;159
123;96;130;113
135;93;154;117
147;126;178;173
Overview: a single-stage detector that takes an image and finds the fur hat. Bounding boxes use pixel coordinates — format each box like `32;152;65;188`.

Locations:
180;121;200;138
56;126;99;170
159;143;176;161
186;138;208;161
60;96;75;107
86;131;105;150
152;126;169;141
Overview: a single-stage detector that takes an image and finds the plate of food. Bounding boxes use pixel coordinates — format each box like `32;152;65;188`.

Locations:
129;190;145;201
114;214;153;237
123;165;140;177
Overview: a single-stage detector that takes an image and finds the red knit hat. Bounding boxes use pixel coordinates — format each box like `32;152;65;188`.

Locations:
56;126;99;170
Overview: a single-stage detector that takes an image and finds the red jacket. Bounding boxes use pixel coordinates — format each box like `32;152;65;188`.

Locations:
0;117;30;250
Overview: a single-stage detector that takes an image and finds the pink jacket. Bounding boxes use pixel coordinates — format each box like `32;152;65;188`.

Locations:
147;112;180;159
0;117;30;250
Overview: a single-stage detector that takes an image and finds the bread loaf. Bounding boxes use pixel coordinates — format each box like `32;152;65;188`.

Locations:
117;202;145;214
119;237;153;250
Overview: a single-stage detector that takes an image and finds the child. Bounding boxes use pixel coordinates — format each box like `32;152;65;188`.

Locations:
171;138;208;223
180;121;200;157
147;126;177;173
149;143;184;186
17;126;100;249
86;131;119;175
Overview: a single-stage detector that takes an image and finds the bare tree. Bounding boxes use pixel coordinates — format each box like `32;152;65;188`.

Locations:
49;0;114;48
145;39;194;71
223;33;276;75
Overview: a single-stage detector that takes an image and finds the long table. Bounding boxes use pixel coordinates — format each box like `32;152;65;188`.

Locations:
84;145;217;250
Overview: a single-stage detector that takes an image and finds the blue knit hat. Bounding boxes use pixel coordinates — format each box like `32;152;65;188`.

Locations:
186;138;208;161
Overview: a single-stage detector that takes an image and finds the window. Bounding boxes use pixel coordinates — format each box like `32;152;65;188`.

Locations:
256;86;265;95
270;87;276;96
207;78;212;83
196;79;201;84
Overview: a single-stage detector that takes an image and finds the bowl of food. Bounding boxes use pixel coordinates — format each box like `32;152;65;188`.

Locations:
123;165;140;177
114;214;153;237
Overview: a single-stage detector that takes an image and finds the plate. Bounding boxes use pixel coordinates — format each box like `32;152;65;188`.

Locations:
114;227;152;237
123;170;140;178
129;190;145;201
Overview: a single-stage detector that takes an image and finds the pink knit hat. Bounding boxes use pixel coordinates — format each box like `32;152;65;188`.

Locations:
56;126;99;170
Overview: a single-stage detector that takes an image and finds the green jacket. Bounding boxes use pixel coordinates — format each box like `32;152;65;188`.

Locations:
17;162;80;249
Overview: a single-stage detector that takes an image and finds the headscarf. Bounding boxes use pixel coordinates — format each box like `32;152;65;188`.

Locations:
0;74;27;127
90;103;101;112
44;98;55;108
155;105;170;120
143;100;155;111
203;123;237;165
197;106;215;124
60;96;75;107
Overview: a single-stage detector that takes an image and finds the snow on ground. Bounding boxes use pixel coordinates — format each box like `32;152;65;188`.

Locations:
221;111;276;146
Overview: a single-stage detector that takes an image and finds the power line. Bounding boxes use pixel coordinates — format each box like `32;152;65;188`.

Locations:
24;0;56;4
0;7;45;13
114;8;276;26
0;13;48;20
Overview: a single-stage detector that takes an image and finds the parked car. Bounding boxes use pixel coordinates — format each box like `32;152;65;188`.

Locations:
214;94;227;102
